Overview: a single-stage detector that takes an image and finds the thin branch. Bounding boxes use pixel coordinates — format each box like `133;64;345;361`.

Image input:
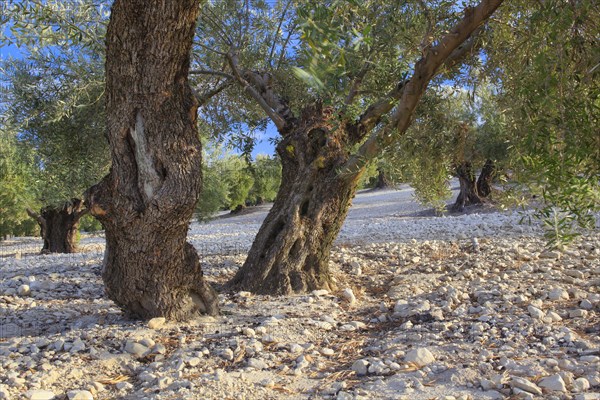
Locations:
26;208;46;230
194;42;229;57
417;0;435;54
344;62;372;106
276;23;297;71
75;207;89;221
192;79;234;106
226;50;287;130
268;0;293;68
189;69;235;79
341;0;505;177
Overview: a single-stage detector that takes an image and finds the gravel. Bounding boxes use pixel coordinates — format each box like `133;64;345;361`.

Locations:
1;187;599;399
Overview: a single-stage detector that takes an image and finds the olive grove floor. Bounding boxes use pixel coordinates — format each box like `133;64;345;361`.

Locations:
0;187;599;400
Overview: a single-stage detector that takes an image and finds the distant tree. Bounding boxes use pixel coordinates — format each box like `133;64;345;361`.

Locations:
247;154;281;205
1;1;109;252
0;127;37;239
1;59;108;252
382;84;508;213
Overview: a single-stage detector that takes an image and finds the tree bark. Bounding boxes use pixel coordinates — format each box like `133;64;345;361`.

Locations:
85;0;218;320
477;159;496;198
453;161;483;212
374;169;391;189
230;107;362;294
26;199;87;254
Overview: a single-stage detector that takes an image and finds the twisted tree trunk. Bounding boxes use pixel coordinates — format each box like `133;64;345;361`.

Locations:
477;159;496;198
374;169;391;189
26;198;87;254
453;161;483;212
230;109;362;294
85;0;218;320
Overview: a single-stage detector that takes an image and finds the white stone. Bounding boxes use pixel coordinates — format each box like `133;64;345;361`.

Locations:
539;374;567;392
124;341;148;357
574;394;600;400
546;311;562;322
115;382;133;391
70;339;86;353
67;390;94;400
147;317;166;329
569;309;588;318
574;378;590;392
0;385;9;400
321;348;334;356
351;359;369;376
580;299;594;310
510;376;542;395
528;305;545;320
25;390;55;400
548;288;569;301
247;358;268;370
242;327;256;338
220;348;234;361
404;348;435;367
138;372;155;383
17;285;30;296
340;288;357;304
187;357;201;367
312;289;329;296
288;344;303;354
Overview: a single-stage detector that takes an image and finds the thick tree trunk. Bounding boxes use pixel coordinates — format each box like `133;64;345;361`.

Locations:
374;169;391;189
477;159;496;198
230;110;362;295
452;162;483;212
27;199;86;254
85;0;218;320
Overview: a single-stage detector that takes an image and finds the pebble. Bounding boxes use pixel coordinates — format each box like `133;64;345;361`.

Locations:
548;288;569;300
25;390;56;400
247;358;268;370
124;341;149;357
147;317;166;329
341;288;357;304
539;374;567;392
528;305;545;320
115;382;133;391
404;348;435;367
510;376;542;395
574;378;591;392
17;284;30;296
66;390;94;400
351;359;369;376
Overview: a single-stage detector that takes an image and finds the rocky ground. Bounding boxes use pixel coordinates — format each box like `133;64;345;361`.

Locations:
0;188;599;400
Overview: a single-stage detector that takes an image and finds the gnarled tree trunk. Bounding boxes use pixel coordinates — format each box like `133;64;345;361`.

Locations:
477;159;496;198
453;161;483;212
230;109;362;294
374;169;391;189
85;0;218;320
26;198;87;254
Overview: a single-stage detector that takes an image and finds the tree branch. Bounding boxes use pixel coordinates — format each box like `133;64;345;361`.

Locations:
341;0;505;177
192;79;234;106
226;50;289;131
268;0;293;68
189;69;235;79
26;208;46;230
